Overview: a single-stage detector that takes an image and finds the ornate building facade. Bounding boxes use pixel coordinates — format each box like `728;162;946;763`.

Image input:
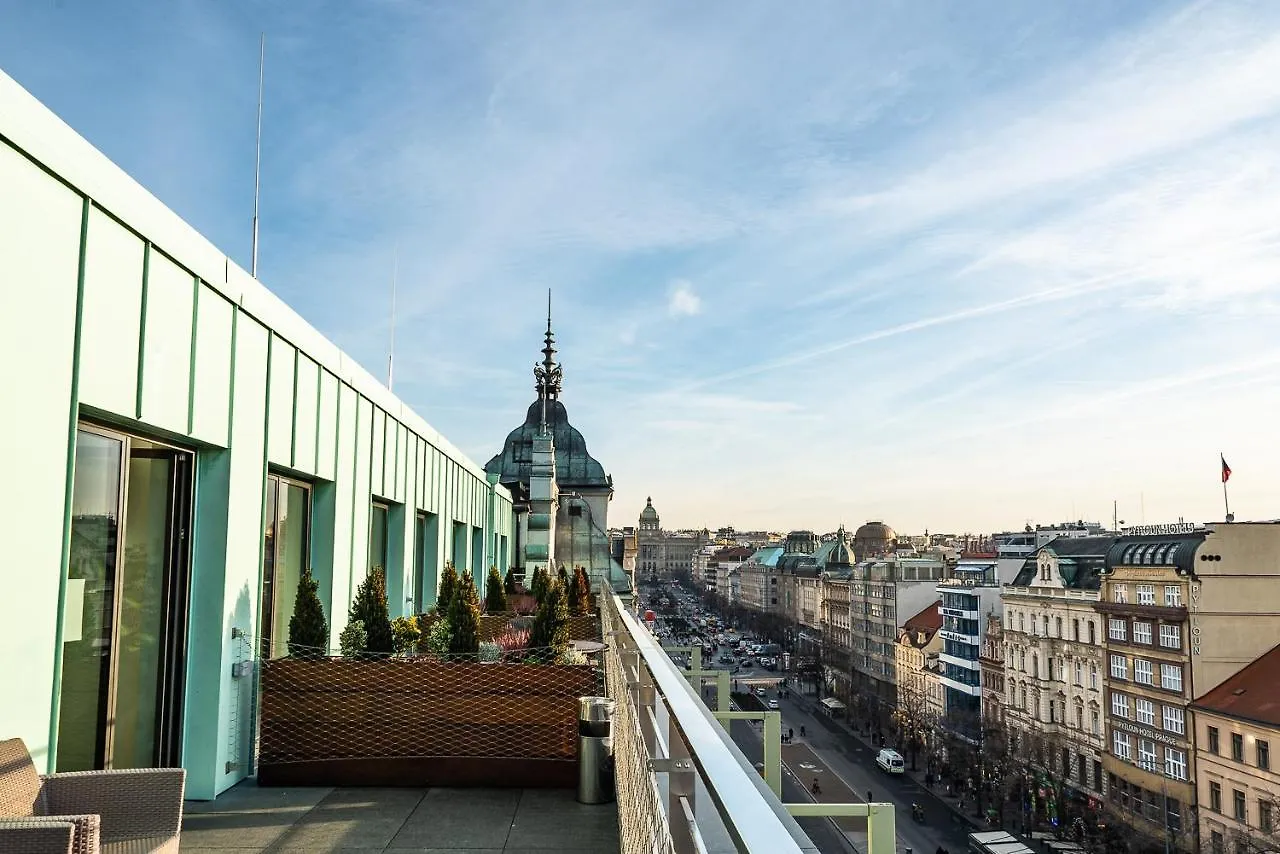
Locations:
634;497;707;580
484;307;631;594
1002;537;1111;816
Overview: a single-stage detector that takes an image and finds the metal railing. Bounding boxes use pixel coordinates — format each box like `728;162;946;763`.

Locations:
602;593;897;854
603;593;816;853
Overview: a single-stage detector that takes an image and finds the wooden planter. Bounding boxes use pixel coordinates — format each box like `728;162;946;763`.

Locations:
257;658;598;788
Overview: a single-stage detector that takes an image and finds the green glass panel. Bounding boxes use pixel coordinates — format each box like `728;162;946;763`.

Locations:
112;445;171;769
370;504;388;573
272;483;308;657
260;478;278;658
57;430;123;772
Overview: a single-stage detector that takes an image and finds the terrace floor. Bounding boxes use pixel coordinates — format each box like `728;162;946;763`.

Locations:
181;781;620;853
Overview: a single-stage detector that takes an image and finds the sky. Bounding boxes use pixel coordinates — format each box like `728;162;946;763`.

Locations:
4;0;1279;534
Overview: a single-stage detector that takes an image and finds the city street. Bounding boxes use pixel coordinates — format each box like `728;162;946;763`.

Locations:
728;691;972;854
649;585;974;853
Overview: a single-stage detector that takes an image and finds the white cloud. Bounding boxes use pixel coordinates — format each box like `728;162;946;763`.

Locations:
17;1;1280;533
667;280;702;317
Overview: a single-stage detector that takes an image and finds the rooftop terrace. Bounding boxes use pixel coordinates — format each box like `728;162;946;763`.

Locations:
182;782;619;853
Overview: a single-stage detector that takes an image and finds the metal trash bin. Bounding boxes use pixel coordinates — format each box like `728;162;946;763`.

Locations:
577;696;616;804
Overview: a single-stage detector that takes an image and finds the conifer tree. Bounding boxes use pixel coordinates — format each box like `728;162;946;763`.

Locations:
347;565;393;655
528;576;569;662
531;565;549;603
571;565;592;616
557;563;570;594
288;566;330;658
436;561;459;616
503;566;518;595
485;565;508;613
448;569;482;656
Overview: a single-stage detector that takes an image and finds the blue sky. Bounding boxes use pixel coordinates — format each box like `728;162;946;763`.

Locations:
5;0;1280;533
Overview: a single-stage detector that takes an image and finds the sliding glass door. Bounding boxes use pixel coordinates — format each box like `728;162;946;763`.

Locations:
57;426;192;771
260;475;311;659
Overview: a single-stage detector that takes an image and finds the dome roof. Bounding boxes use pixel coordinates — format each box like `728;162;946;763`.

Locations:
484;398;610;490
854;521;895;542
828;526;856;566
640;497;659;521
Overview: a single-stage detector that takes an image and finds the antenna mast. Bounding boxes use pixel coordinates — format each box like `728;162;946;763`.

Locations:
387;246;398;390
251;33;265;278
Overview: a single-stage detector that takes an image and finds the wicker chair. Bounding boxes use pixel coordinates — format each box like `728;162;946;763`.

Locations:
0;738;184;854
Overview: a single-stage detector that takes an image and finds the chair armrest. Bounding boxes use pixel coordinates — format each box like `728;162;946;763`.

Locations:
42;768;183;841
0;816;82;854
31;815;101;854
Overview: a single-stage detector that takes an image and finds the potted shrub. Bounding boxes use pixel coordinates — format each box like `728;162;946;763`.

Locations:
391;616;421;657
338;619;367;659
348;565;392;656
287;566;329;658
484;565;508;613
447;569;481;657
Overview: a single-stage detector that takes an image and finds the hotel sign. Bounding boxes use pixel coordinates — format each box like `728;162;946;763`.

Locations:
1113;718;1180;746
1190;582;1202;656
1123;523;1199;536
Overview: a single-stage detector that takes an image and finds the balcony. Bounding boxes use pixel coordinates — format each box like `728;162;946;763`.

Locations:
183;783;618;852
180;591;876;854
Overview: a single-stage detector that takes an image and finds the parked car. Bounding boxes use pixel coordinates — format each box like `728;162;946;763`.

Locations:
767;699;779;710
875;748;905;774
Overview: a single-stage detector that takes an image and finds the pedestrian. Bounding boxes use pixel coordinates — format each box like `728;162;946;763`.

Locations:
867;790;873;803
788;727;794;740
800;725;806;737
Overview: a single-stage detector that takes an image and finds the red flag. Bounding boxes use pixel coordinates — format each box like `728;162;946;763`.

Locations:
1221;454;1232;483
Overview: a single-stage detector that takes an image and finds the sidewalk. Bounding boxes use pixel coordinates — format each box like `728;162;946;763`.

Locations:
790;690;984;835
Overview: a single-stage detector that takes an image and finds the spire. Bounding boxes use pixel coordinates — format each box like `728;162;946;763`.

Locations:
534;289;563;432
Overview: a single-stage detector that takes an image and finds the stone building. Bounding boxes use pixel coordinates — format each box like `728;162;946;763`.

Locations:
821;567;853;708
634;497;707;580
979;613;1006;731
485;308;631;594
1097;523;1280;852
1002;536;1112;816
707;545;753;601
849;551;948;717
895;601;945;727
1191;643;1280;854
853;521;896;563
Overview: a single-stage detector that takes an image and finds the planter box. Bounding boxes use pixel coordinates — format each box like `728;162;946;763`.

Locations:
258;658;597;788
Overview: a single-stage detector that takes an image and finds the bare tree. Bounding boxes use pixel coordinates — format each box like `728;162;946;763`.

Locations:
1215;795;1280;854
890;680;938;771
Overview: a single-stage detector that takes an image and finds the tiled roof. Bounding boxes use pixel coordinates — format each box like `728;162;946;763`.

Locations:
903;600;942;634
1192;643;1280;727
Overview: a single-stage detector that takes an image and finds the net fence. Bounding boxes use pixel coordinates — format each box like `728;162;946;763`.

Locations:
255;615;603;773
601;598;675;854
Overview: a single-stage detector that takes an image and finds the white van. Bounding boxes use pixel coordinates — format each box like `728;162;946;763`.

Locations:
875;748;905;774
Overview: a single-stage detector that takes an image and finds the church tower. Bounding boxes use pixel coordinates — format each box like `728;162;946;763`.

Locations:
484;296;631;595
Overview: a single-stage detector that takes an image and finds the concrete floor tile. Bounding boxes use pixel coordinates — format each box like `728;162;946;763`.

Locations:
505;789;618;850
389;788;522;850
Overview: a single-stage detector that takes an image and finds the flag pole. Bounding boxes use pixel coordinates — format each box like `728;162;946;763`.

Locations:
1222;452;1231;521
251;33;265;279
